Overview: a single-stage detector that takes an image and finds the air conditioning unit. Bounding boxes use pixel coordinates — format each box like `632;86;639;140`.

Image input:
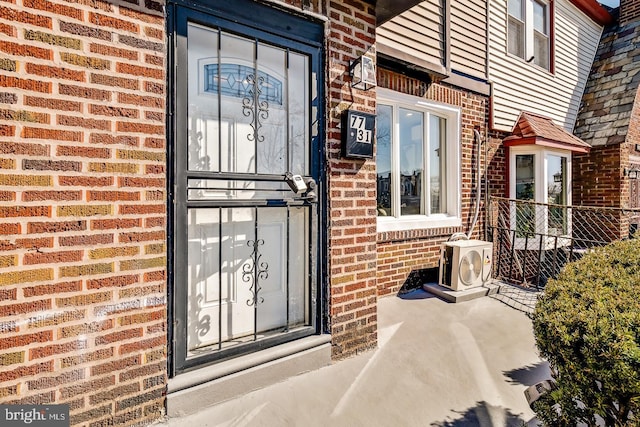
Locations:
439;240;493;291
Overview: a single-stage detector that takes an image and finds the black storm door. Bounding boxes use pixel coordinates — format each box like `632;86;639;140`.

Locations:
169;1;324;373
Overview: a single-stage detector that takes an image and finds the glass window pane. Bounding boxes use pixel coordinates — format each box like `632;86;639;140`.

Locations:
548;155;567;235
217;33;257;173
429;115;446;214
515;154;535;236
256;43;286;174
516;154;535;200
289;52;309;176
376;104;392;216
187;26;309;176
508;0;523;19
186;205;310;353
188;24;220;172
508;17;524;58
533;1;547;34
287;207;309;327
399;108;423;216
187;208;256;351
534;32;549;69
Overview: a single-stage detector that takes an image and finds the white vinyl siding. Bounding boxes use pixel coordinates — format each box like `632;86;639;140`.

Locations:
489;0;603;131
451;0;488;79
377;0;445;68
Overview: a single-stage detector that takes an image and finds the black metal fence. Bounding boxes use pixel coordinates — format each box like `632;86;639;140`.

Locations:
488;197;640;289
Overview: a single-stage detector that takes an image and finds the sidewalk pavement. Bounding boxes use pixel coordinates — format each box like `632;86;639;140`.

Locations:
159;287;549;427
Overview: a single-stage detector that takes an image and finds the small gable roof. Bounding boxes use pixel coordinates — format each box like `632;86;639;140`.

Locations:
504;111;591;153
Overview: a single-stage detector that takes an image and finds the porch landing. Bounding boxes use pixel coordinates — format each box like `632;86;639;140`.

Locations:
157;288;548;426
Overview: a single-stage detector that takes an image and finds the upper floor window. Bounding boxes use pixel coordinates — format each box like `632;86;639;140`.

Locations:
508;0;550;70
376;89;461;232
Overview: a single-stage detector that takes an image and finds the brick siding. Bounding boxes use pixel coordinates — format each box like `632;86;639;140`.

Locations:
326;0;378;359
574;145;625;208
2;0;383;423
374;69;493;296
487;132;508;200
620;0;640;25
628;93;640;230
0;0;167;425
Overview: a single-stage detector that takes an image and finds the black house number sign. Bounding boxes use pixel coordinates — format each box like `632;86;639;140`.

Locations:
342;110;375;159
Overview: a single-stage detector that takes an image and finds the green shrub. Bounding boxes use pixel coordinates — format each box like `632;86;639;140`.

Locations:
532;239;640;426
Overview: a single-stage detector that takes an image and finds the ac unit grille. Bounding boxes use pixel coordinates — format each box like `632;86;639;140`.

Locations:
459;250;482;286
439;240;493;291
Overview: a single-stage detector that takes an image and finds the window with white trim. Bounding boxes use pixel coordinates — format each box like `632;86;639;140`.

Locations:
509;147;571;243
508;0;550;70
376;89;461;232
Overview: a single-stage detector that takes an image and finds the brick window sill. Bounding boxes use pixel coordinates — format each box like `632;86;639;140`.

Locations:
377;216;463;243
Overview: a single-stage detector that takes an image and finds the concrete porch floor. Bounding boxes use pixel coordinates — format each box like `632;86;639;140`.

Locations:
158;287;549;426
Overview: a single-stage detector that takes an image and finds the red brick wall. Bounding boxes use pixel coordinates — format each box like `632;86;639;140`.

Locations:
573;144;623;207
620;0;640;25
374;70;492;296
326;0;378;359
628;87;640;152
572;144;630;240
487;132;508;200
0;0;167;425
620;86;640;234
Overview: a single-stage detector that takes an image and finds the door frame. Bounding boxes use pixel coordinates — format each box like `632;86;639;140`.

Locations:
166;0;326;376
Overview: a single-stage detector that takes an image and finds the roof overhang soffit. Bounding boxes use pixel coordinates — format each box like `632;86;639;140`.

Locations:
570;0;613;26
376;0;424;26
375;0;611;28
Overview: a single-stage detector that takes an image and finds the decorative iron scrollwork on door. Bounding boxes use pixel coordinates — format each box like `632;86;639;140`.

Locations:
242;238;268;307
242;74;269;143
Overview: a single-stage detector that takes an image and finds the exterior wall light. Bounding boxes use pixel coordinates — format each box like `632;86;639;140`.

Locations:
350;55;376;90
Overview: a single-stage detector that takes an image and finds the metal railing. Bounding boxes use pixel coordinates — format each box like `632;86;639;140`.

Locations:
488;197;640;289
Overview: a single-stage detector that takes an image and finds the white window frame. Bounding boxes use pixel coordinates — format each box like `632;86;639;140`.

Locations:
507;0;551;70
509;146;572;248
509;146;571;206
377;88;461;233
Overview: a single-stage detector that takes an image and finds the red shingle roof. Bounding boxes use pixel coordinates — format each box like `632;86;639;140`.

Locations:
504;111;591;153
